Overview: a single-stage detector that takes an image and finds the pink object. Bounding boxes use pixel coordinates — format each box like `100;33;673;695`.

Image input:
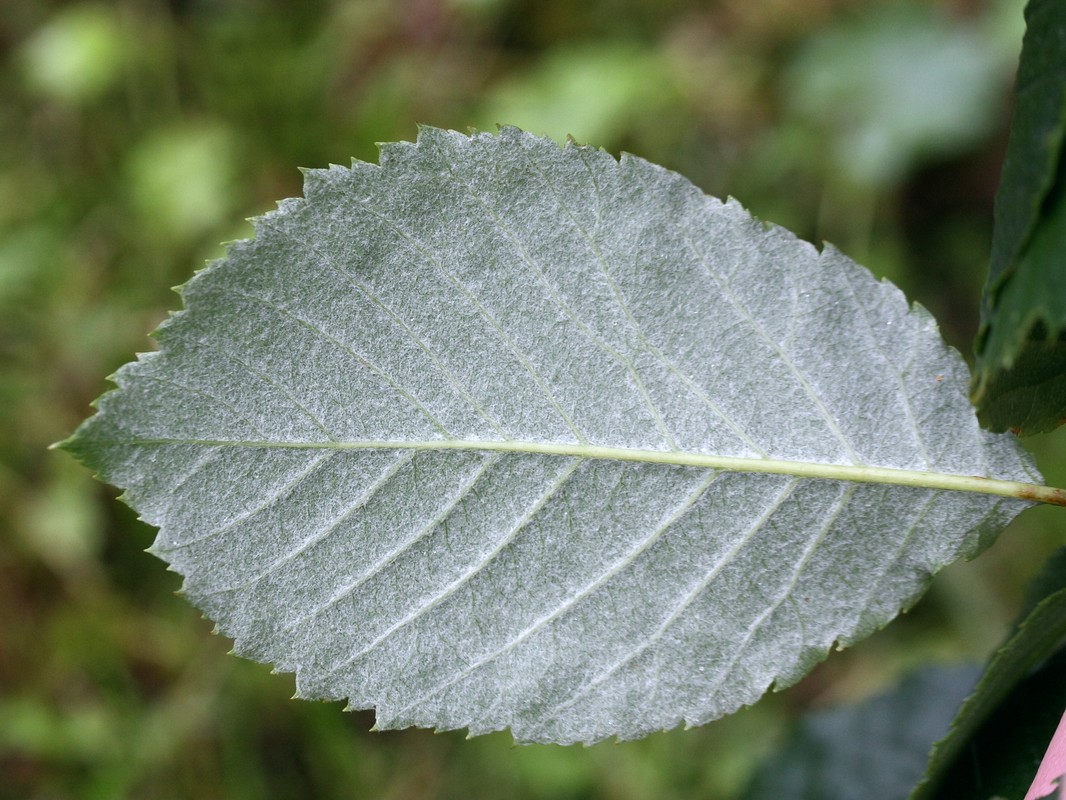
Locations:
1024;707;1066;800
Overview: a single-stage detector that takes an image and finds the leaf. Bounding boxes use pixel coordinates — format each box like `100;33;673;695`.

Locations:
743;665;982;800
61;126;1050;745
473;42;671;147
785;4;1010;188
972;0;1066;435
924;645;1066;799
913;546;1066;799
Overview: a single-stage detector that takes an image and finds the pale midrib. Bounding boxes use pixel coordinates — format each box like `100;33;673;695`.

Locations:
100;437;1066;506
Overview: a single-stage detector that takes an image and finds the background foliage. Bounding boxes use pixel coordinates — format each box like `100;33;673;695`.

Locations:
3;0;1065;797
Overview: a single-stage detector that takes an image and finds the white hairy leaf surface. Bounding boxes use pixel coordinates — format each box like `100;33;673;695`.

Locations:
63;126;1042;744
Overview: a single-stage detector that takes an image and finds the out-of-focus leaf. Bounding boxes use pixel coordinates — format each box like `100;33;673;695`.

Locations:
17;457;104;573
973;0;1066;435
743;665;981;800
912;546;1066;798
474;44;672;145
785;5;1011;188
19;4;130;104
61;127;1044;745
125;125;241;242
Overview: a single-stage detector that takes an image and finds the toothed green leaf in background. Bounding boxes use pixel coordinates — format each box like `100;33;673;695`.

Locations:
920;647;1066;798
911;546;1066;799
742;665;981;800
972;0;1066;435
61;127;1043;744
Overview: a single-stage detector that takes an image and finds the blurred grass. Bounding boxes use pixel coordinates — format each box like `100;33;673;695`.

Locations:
1;0;1060;797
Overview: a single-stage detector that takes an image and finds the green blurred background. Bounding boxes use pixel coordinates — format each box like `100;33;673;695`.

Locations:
3;0;1066;797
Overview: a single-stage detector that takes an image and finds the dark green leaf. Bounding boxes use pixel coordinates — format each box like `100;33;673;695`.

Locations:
743;665;981;800
924;648;1066;799
973;0;1066;435
912;546;1066;798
